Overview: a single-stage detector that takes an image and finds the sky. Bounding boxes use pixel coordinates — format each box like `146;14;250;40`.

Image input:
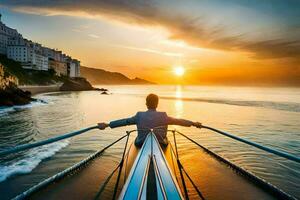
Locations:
0;0;299;86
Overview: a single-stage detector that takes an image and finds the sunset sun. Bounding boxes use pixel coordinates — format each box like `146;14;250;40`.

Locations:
174;66;185;77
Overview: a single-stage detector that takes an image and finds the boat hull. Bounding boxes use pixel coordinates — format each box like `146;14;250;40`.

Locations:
119;132;183;200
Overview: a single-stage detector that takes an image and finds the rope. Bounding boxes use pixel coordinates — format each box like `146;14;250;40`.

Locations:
4;124;298;199
12;134;128;200
169;142;180;184
94;164;121;200
201;125;300;163
94;140;134;200
123;143;133;185
174;130;297;200
0;125;99;156
179;163;206;200
172;131;189;200
112;131;131;200
169;141;206;200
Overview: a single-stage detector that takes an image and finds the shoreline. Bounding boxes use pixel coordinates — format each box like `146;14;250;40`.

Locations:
19;84;63;95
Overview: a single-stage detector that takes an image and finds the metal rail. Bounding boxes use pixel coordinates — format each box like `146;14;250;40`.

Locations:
0;125;99;156
200;125;300;163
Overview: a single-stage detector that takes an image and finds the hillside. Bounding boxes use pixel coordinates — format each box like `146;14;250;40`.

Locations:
80;66;155;85
0;55;154;86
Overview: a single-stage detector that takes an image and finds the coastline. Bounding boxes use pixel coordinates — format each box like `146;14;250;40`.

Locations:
19;84;63;95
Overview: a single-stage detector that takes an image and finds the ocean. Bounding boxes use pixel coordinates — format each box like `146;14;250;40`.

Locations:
0;85;299;199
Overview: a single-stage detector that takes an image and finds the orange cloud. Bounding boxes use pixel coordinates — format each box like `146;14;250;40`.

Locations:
2;1;300;61
2;1;300;86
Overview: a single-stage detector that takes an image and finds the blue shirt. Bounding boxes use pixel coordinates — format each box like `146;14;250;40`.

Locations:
109;109;194;146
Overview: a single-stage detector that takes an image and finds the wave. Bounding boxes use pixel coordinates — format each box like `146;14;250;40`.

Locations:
0;99;48;117
0;140;69;182
160;96;300;113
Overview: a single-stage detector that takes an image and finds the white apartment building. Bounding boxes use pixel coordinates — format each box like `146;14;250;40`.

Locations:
72;59;80;77
32;53;48;71
54;50;63;62
69;61;76;77
0;14;21;55
63;55;80;77
69;60;80;78
2;13;80;76
7;45;29;63
7;38;48;71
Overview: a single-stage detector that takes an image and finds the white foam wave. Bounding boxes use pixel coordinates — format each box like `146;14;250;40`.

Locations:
0;99;48;117
0;140;69;182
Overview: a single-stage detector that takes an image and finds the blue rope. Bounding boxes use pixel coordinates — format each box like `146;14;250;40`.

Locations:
0;125;98;156
201;125;300;163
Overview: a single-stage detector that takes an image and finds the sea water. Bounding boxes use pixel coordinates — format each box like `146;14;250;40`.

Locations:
0;85;299;199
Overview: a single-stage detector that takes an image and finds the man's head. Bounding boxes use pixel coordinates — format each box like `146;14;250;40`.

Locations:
146;93;159;109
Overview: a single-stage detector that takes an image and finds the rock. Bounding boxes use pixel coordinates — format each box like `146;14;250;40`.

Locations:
0;85;35;107
60;77;94;91
94;88;108;92
101;91;109;95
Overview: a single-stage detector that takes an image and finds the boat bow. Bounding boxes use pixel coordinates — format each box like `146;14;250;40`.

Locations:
118;132;183;200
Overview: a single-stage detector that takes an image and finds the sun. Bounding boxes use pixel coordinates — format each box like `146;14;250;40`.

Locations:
174;66;185;76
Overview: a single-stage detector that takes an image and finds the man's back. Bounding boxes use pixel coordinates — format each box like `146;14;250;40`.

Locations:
136;110;168;129
109;109;194;147
98;93;200;147
135;110;169;146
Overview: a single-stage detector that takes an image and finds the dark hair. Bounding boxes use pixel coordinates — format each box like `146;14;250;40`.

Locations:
146;93;159;109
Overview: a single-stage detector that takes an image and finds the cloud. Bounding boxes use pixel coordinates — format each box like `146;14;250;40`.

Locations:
1;0;300;60
88;34;100;38
110;44;183;57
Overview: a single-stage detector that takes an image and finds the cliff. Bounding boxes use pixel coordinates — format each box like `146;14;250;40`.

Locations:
0;64;35;106
60;77;94;91
80;66;155;85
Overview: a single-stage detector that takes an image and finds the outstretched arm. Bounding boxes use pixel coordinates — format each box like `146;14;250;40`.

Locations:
98;115;137;130
167;115;202;128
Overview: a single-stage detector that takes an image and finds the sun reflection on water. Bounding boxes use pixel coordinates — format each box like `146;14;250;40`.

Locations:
175;85;182;98
175;85;183;117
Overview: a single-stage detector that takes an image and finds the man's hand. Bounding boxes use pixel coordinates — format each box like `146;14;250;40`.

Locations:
193;122;202;128
98;122;109;130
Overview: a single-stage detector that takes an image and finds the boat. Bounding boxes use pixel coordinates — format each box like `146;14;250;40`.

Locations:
119;132;183;200
0;126;299;200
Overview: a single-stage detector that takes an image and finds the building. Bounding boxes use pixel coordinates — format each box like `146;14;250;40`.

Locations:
42;47;55;60
32;52;48;71
7;45;30;63
7;38;48;71
54;50;63;62
63;55;80;77
2;13;80;76
0;14;22;55
49;59;67;76
70;59;80;77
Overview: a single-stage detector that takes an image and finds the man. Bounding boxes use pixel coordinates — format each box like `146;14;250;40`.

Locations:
98;93;202;147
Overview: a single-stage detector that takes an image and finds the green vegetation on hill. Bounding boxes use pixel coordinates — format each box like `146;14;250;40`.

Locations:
0;54;66;85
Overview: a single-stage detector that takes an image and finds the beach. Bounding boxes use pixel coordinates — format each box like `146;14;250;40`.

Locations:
19;84;63;95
